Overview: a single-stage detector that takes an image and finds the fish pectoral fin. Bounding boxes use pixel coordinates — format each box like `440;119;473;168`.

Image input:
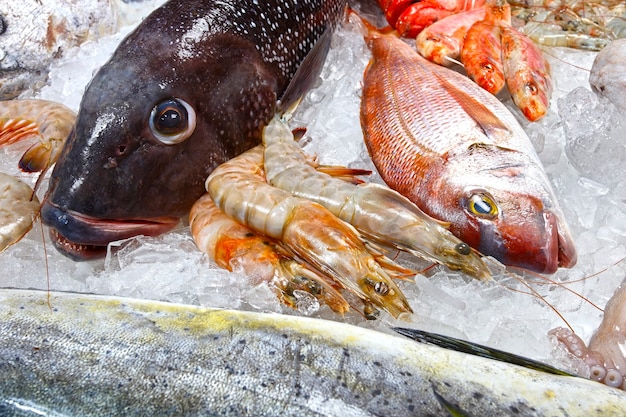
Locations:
278;25;336;115
432;71;511;140
393;327;576;376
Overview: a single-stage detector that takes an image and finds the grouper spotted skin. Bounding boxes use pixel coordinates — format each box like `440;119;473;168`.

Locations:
40;0;346;260
1;289;626;416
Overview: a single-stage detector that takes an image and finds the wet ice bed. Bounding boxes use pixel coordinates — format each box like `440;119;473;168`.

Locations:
1;5;625;375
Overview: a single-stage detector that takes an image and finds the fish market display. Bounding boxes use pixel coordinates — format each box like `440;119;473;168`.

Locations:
40;0;347;261
206;145;413;318
2;289;626;416
262;115;491;281
550;277;626;390
359;17;576;273
510;0;626;50
589;38;626;115
0;0;166;100
378;0;553;121
3;0;626;407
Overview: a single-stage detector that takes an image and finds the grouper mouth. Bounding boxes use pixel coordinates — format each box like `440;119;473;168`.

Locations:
41;201;179;261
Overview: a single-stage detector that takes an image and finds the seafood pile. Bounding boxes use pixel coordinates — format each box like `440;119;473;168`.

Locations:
1;0;626;400
378;0;553;121
510;0;626;50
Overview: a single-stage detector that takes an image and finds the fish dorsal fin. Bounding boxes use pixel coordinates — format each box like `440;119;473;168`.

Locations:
393;327;576;376
277;25;335;114
432;71;511;141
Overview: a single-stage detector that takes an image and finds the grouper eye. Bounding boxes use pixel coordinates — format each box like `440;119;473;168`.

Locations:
149;98;196;144
468;193;498;219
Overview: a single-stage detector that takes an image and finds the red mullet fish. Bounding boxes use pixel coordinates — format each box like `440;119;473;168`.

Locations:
40;0;346;260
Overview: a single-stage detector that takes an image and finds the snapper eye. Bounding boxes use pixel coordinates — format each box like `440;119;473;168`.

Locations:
149;98;196;144
468;193;498;219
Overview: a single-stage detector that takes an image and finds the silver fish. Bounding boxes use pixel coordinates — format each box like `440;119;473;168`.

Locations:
0;0;165;100
1;289;626;416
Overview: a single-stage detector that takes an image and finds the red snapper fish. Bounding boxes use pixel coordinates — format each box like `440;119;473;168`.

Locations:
358;20;576;274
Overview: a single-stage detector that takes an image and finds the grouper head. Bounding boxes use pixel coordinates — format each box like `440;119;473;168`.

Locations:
417;143;577;274
41;0;341;260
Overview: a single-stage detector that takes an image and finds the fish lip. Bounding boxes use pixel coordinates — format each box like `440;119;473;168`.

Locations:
41;200;179;260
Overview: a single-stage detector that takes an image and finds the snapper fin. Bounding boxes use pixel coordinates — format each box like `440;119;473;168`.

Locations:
393;327;576;376
432;70;512;141
278;24;336;115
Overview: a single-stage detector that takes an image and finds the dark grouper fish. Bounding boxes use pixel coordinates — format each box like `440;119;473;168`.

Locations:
40;0;346;260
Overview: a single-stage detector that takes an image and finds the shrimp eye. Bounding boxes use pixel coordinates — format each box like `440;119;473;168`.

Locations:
455;242;471;255
374;281;389;295
468;193;498;219
149;98;196;145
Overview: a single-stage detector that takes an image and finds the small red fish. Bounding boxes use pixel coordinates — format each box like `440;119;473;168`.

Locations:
416;6;487;66
460;1;510;95
501;24;553;122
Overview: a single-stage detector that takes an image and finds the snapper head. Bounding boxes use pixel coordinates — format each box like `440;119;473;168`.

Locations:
416;143;577;274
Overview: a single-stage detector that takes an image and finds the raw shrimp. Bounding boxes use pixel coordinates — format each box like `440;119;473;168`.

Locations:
0;172;40;252
262;116;492;281
189;192;350;314
205;146;413;318
0;99;75;174
510;0;626;50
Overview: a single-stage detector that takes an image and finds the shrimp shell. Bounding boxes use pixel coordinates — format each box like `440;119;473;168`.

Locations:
205;146;413;318
262;116;491;281
0;99;75;173
189;192;350;314
0;172;40;252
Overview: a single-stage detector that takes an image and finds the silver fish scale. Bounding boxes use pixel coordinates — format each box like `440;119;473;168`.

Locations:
2;289;626;416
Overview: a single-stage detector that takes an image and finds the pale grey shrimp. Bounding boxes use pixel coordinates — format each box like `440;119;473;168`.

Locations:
189;192;351;314
262;116;492;281
510;0;626;50
0;99;76;175
0;172;40;252
205;146;413;319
